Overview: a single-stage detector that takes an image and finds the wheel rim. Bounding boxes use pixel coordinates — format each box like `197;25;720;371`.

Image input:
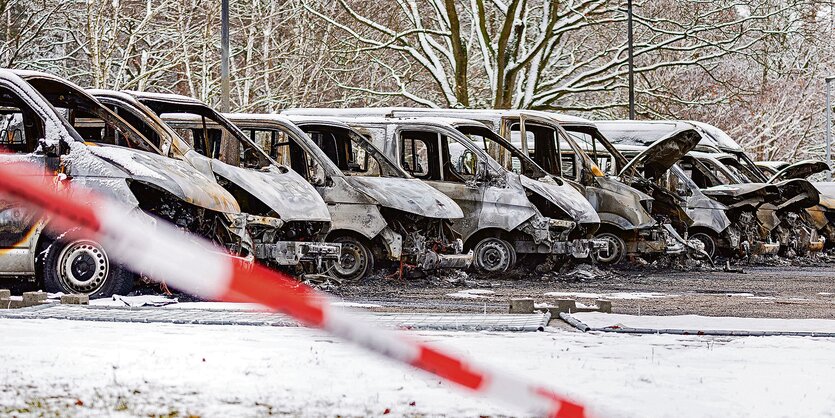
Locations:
596;234;623;264
475;240;511;273
57;239;109;294
691;233;715;259
330;240;367;279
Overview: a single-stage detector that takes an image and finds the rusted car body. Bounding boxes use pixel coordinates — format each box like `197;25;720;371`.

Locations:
306;108;697;264
88;90;341;270
0;69;249;297
283;113;611;273
222;113;472;280
598;120;823;256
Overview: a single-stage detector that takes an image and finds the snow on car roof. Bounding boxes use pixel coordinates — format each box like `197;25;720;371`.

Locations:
596;120;692;146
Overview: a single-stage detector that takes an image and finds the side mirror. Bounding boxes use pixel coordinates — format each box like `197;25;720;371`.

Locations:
38;137;67;158
457;151;478;176
475;160;490;182
676;185;692;197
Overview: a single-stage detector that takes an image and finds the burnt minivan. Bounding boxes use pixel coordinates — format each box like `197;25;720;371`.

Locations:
223;114;472;280
286;114;606;273
87;90;341;271
0;69;248;297
292;108;698;265
597;120;823;256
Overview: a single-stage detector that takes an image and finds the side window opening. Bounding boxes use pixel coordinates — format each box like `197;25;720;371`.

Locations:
443;134;477;183
107;105;162;150
0;87;46;154
510;122;564;178
399;130;444;181
243;128;318;182
305;126;384;177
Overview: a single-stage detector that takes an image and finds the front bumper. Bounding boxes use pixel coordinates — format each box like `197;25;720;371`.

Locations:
254;241;342;266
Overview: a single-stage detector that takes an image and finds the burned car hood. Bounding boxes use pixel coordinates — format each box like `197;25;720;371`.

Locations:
770;178;820;212
619;129;702;179
769;160;829;183
86;144;241;214
520;175;600;225
702;183;779;207
345;176;463;219
211;161;331;222
812;182;835;210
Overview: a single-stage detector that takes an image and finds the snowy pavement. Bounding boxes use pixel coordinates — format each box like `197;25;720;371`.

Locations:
2;317;835;417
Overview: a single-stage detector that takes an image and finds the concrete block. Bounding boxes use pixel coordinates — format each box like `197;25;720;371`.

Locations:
596;299;612;313
509;298;535;314
60;294;89;305
0;289;10;300
22;291;47;306
556;299;577;313
0;298;26;309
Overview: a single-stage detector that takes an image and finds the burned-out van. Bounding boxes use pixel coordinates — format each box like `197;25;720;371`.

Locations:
286;114;606;273
290;108;697;265
223;114;472;280
0;69;248;297
86;90;341;271
598;120;823;256
756;160;835;246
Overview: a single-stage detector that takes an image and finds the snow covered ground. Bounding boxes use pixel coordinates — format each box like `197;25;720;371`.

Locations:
2;317;835;417
572;312;835;334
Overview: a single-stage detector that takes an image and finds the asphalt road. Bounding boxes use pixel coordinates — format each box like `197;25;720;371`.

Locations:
336;260;835;319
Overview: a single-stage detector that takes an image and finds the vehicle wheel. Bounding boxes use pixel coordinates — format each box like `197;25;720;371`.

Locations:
473;237;515;274
594;233;626;265
689;232;716;260
327;236;373;282
41;234;135;298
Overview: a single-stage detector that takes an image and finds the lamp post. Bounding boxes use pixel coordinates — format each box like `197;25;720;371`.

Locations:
826;76;834;181
627;0;635;120
220;0;230;113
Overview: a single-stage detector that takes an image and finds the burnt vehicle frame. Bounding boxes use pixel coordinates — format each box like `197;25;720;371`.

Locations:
0;69;249;298
755;160;835;247
550;116;735;260
223;113;472;280
309;108;696;265
290;114;612;274
597;120;822;256
88;90;341;271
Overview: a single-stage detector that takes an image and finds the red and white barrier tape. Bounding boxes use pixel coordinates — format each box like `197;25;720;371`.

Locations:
0;163;593;418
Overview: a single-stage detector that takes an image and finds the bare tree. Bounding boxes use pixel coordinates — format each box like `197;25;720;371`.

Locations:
302;0;809;111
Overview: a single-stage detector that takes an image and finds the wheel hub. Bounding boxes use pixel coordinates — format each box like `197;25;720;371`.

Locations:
58;240;109;293
475;240;510;273
333;242;365;276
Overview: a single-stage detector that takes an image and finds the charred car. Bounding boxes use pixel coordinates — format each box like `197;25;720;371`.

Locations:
308;108;698;265
221;114;472;280
0;69;248;297
285;113;607;274
86;90;341;271
598;120;823;256
756;160;835;248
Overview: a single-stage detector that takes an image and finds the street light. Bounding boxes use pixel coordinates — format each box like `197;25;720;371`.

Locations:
221;0;230;113
627;0;635;120
826;76;834;181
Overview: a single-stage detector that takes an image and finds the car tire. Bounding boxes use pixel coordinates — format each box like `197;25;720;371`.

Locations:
689;232;716;260
594;232;626;265
327;236;373;282
41;232;135;298
473;237;515;274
